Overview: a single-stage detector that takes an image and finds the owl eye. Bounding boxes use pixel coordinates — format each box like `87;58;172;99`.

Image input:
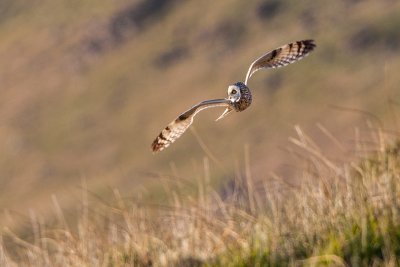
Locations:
231;89;237;94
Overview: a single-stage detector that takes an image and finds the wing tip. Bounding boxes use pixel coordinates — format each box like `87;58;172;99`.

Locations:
301;39;317;51
151;143;163;153
151;141;159;153
151;137;166;153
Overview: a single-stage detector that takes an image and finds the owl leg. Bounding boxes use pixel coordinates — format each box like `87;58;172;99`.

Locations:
216;107;234;121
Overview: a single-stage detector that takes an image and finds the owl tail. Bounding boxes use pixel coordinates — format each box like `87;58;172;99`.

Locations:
216;107;233;121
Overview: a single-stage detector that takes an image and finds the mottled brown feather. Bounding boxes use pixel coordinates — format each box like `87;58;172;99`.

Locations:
151;99;231;152
244;39;316;84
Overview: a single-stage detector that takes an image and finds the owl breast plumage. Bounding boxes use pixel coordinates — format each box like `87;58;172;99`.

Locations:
231;82;252;112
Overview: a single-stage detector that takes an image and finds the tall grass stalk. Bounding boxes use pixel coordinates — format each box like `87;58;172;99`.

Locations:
1;127;400;266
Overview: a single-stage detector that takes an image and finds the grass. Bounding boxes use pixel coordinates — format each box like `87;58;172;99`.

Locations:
1;126;400;266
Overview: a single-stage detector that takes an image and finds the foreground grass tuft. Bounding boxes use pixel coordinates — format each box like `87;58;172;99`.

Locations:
2;129;400;266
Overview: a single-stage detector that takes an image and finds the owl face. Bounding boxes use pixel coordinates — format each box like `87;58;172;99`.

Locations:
227;85;241;103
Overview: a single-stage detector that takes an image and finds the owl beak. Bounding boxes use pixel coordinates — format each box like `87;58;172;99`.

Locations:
216;107;233;121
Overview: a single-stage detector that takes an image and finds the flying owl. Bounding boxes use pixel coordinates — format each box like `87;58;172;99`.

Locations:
151;39;316;152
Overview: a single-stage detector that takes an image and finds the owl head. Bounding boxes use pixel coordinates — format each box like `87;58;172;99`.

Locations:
227;84;241;103
216;82;252;121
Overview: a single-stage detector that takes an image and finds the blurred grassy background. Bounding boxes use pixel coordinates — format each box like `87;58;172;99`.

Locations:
0;0;400;228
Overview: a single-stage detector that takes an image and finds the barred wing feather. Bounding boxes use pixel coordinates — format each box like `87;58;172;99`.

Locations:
151;99;231;152
244;39;316;85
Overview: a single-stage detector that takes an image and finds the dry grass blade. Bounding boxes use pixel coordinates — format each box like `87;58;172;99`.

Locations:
190;127;226;173
317;122;346;152
301;254;348;267
1;126;400;265
289;127;343;177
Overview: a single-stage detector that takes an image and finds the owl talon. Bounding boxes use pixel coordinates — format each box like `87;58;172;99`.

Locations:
216;107;233;121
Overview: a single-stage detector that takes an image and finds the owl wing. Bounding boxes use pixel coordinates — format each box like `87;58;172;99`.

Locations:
244;39;316;85
151;99;231;153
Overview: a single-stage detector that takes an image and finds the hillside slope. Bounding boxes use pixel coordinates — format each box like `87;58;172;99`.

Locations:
0;0;399;224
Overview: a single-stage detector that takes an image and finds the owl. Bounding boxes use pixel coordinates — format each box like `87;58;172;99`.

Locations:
151;40;316;152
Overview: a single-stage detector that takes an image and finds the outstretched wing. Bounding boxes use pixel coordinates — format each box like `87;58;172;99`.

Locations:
244;39;316;85
151;99;231;153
